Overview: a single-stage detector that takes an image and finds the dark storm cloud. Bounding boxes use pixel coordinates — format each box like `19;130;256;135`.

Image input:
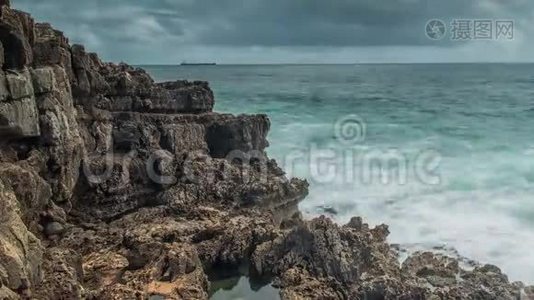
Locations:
11;0;533;63
180;0;457;46
12;0;513;46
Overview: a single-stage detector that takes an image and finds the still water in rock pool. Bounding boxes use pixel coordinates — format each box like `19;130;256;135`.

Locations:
209;276;279;300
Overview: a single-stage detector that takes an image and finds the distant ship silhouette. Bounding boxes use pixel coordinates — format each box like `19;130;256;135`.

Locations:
180;61;216;66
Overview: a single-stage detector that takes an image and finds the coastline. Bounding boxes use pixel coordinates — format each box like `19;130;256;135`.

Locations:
0;3;532;300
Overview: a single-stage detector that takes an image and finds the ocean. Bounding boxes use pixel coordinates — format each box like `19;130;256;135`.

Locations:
144;64;534;284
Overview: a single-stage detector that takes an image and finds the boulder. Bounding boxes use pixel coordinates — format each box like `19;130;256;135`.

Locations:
402;251;460;280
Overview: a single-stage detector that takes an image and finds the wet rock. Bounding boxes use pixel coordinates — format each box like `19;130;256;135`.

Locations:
316;205;338;215
252;217;368;296
402;252;523;299
252;217;433;299
345;216;366;230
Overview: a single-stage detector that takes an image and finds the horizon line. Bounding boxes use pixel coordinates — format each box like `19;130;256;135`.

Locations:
135;62;534;66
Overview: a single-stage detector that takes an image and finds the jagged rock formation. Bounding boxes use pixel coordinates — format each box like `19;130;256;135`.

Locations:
0;2;532;299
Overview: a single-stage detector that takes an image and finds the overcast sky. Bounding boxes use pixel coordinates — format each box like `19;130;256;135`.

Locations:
14;0;534;64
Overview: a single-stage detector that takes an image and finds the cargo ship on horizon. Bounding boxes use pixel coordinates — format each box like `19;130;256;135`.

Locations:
180;61;217;66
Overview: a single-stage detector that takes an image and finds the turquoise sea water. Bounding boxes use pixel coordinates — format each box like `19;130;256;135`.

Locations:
145;64;534;283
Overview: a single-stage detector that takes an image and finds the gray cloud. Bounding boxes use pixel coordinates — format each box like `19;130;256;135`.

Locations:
11;0;534;63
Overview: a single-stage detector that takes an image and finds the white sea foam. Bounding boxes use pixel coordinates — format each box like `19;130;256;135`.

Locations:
300;180;534;283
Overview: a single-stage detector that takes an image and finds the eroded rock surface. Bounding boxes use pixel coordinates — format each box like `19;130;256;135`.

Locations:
0;2;530;300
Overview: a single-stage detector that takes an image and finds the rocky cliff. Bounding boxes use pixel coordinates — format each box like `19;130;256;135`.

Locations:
0;2;532;299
